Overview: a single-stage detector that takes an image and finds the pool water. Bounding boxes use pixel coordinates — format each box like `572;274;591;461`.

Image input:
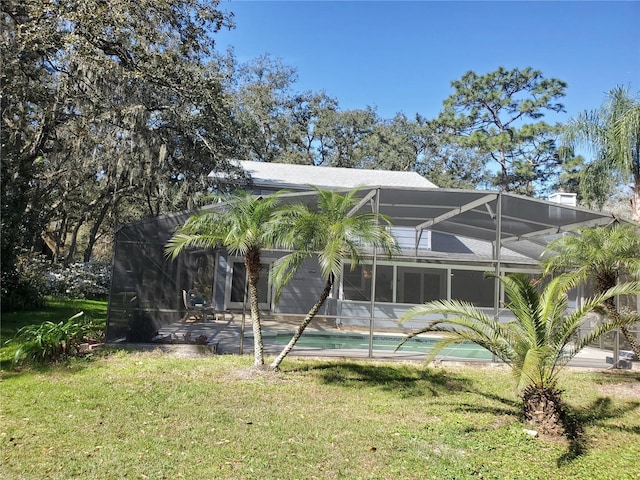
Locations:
264;330;493;360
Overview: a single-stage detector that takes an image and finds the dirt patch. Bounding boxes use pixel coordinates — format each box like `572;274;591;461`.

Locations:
595;381;640;399
227;366;286;383
589;369;640;399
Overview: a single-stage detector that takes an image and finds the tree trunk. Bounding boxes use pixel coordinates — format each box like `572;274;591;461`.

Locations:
52;213;68;262
64;218;85;266
521;384;565;437
631;175;640;223
620;325;640;360
270;275;333;370
83;199;111;262
245;249;264;367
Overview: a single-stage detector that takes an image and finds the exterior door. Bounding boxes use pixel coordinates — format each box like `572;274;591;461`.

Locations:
226;259;271;310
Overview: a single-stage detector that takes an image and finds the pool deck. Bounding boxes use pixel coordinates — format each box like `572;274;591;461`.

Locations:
122;315;640;371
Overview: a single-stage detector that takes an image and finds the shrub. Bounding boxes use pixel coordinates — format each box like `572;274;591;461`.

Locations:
0;275;47;312
7;311;102;364
16;252;111;300
45;261;111;299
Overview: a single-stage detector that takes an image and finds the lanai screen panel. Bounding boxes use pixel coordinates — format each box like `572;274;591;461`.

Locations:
106;212;217;342
361;188;617;254
106;186;622;345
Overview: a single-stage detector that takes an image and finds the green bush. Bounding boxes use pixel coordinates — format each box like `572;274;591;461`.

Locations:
2;253;112;312
0;276;47;312
7;311;102;364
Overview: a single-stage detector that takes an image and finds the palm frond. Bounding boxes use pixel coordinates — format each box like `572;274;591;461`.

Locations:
500;274;544;346
608;88;640;172
270;250;310;303
400;269;638;392
395;333;465;364
165;189;292;261
560;86;639;208
164;232;221;259
571;311;640;357
549;281;640;362
540;274;575;341
398;299;493;328
561;110;606;154
518;346;556;390
574;281;640;321
398;300;518;363
395;321;516;367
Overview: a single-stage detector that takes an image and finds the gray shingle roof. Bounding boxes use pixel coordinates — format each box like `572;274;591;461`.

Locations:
233;160;438;189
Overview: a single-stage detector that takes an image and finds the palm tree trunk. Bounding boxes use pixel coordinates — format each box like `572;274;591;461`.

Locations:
245;249;264;367
620;326;640;360
631;175;640;223
247;279;264;366
521;384;565;437
270;276;333;370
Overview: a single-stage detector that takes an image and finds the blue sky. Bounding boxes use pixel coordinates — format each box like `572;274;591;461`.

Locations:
215;1;639;124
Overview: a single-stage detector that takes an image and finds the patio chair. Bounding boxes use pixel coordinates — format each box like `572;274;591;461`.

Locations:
182;290;205;322
182;289;219;322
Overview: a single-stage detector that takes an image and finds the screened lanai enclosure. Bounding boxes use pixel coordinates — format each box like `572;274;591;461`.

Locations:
106;187;637;360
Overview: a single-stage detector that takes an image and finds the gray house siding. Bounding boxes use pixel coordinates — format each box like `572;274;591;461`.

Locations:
271;257;335;315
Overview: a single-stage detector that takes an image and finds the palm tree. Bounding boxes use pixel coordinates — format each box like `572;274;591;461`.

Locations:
268;188;399;370
561;85;640;219
397;273;640;436
542;223;640;358
165;191;286;368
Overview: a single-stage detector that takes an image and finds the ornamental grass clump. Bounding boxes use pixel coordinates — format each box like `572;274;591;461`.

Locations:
7;311;100;364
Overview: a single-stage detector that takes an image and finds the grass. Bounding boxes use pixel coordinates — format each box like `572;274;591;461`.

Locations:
1;351;639;480
1;300;639;478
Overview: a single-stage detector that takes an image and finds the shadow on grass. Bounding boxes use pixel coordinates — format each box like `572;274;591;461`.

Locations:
454;388;521;418
591;370;640;387
555;370;640;464
288;361;474;398
557;396;640;466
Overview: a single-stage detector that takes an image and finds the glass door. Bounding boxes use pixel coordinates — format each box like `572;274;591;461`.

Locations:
227;260;271;309
396;266;447;304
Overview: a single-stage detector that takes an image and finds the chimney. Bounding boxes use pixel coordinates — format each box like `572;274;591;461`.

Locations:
548;192;577;207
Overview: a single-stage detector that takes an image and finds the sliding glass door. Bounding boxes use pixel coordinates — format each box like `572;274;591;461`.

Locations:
226;259;271;309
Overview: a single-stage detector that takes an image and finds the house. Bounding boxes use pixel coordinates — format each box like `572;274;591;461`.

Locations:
106;161;622;356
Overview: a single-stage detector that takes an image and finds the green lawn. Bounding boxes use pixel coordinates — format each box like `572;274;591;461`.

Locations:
2;300;639;479
1;351;639;479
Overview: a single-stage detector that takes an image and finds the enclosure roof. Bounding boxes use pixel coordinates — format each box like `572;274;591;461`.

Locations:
119;183;626;262
211;162;620;255
276;186;624;260
209;160;437;189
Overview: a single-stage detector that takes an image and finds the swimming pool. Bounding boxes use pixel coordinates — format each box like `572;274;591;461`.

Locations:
263;330;493;360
